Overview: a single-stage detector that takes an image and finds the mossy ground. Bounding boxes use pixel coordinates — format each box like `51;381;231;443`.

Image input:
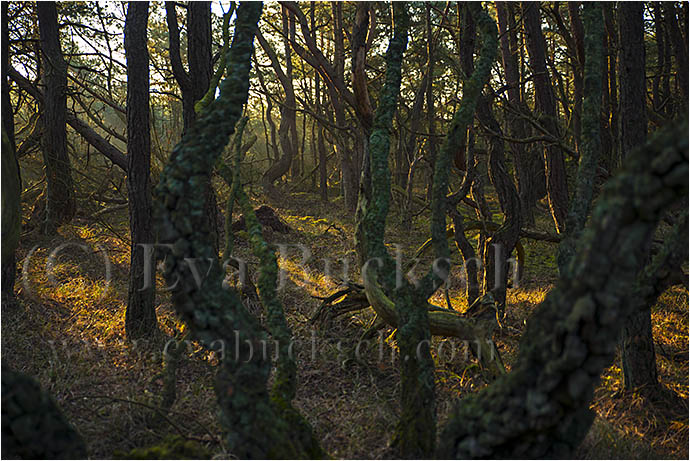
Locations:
2;186;687;458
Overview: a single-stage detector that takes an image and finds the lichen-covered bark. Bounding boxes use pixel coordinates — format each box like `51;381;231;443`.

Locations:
459;4;521;308
1;365;86;459
558;2;604;276
352;4;437;456
235;182;323;457
153;4;319;457
219;116;249;261
438;120;688;458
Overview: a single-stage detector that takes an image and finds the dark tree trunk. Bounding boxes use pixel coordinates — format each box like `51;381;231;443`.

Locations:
567;2;585;154
1;3;20;297
165;2;219;253
311;22;328;202
124;1;157;340
602;3;618;170
256;9;298;196
522;2;569;234
662;2;689;103
37;1;75;234
2;3;14;152
618;2;657;392
425;3;436;198
496;2;545;225
460;4;521;306
332;2;358;212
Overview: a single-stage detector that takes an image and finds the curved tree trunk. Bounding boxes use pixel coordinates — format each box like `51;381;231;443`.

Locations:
124;1;157;340
256;12;298;196
37;1;75;234
154;5;322;456
438;120;688;459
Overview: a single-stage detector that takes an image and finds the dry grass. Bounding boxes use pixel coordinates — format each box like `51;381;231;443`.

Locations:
2;191;687;458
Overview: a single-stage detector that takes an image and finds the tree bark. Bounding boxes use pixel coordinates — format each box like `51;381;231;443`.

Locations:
256;14;298;195
2;3;20;297
496;2;545;225
37;1;76;234
165;1;219;253
618;2;658;392
124;1;157;340
461;4;521;307
558;2;604;276
567;2;585;154
662;2;689;103
154;5;323;455
438;120;688;458
522;2;569;234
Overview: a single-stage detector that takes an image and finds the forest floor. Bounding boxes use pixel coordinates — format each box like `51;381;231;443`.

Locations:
2;188;688;459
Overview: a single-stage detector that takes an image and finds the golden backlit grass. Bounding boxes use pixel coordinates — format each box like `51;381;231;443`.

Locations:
2;192;687;459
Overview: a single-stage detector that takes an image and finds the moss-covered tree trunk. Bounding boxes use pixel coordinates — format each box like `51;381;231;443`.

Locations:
124;1;157;340
1;365;86;458
437;118;688;458
153;4;321;457
37;1;75;234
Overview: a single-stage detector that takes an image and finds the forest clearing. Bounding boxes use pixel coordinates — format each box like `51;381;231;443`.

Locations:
1;1;688;459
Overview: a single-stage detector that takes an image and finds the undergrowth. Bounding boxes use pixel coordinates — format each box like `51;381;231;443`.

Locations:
2;189;687;458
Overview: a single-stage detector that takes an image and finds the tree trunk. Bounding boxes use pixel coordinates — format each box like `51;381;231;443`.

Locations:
2;130;21;298
124;1;157;340
617;2;658;392
567;2;585;154
662;2;689;103
37;1;75;234
332;2;358;212
557;3;604;275
165;1;219;253
522;2;569;234
460;4;521;307
2;3;20;297
438;121;687;458
496;2;545;225
422;3;437;205
256;11;298;195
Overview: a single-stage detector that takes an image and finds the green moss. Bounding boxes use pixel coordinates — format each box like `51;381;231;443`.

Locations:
115;436;210;460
